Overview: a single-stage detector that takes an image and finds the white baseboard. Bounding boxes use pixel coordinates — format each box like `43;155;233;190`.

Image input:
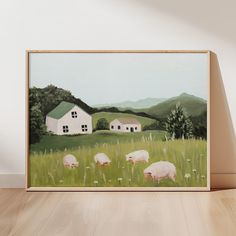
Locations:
0;174;25;188
0;173;235;189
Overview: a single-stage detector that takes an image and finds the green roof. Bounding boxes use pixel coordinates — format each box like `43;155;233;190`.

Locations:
47;101;76;119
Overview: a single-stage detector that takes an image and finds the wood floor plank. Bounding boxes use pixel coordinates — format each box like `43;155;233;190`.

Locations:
0;190;236;236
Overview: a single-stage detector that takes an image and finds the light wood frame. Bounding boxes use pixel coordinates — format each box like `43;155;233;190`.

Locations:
26;50;211;192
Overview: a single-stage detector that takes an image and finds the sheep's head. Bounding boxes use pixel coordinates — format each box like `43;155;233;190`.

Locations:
144;171;153;180
126;155;133;162
102;161;111;166
71;162;79;168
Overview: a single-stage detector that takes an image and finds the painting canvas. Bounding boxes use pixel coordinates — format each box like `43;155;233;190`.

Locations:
26;50;210;191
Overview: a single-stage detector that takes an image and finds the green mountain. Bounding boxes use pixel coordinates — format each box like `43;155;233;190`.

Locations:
146;93;207;118
93;97;166;109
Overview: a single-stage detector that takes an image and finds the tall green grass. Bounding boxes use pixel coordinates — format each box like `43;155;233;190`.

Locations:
30;136;207;187
30;130;166;153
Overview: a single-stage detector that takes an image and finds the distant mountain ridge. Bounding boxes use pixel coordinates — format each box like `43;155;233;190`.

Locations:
93;97;166;109
145;93;207;118
32;85;206;123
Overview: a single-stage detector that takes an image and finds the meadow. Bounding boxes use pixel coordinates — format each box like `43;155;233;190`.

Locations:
30;131;207;187
30;130;165;153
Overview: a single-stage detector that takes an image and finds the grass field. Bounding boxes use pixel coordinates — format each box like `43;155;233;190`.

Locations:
30;131;207;187
92;112;157;129
30;130;166;153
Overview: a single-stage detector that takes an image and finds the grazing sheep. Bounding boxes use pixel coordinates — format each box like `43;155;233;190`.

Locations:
126;150;149;164
144;161;176;183
63;154;79;168
94;153;111;166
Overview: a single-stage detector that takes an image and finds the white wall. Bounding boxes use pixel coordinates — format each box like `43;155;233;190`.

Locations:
57;107;92;135
0;0;236;187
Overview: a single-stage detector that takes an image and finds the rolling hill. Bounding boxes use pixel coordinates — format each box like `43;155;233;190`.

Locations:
92;112;157;129
93;97;166;109
145;93;207;118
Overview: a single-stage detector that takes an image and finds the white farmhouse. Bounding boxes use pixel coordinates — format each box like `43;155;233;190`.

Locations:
46;101;92;135
110;118;141;132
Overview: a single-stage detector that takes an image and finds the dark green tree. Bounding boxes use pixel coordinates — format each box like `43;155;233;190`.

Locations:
96;118;109;130
165;104;193;139
143;121;160;131
29;88;45;143
191;110;207;139
30;85;95;118
30;104;45;143
40;85;74;116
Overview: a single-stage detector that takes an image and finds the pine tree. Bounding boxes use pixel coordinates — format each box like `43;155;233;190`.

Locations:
165;103;193;139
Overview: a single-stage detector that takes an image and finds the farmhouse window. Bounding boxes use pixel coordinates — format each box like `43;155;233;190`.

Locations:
126;127;129;130
63;125;69;133
135;127;137;130
71;111;77;118
111;125;114;129
82;124;88;132
118;125;121;130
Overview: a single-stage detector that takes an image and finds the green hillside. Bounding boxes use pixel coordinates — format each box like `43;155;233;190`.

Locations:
92;112;157;129
146;93;207;118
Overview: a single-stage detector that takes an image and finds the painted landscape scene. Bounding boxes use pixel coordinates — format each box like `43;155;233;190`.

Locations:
29;52;209;188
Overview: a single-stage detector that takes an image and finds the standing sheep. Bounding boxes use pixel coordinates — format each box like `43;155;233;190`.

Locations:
144;161;176;183
126;150;149;164
63;154;79;168
94;153;111;166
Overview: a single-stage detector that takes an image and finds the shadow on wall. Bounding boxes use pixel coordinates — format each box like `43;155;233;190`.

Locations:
210;53;236;178
133;0;236;44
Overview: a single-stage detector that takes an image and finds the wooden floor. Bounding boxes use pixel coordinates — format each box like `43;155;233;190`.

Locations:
0;189;236;236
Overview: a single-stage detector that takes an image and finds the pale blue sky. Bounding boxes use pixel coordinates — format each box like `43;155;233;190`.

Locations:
29;53;208;105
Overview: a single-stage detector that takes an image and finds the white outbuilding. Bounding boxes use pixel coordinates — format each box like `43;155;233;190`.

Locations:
46;101;92;135
109;118;141;132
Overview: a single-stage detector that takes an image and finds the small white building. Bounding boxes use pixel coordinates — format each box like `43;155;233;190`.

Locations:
110;118;141;132
46;101;92;135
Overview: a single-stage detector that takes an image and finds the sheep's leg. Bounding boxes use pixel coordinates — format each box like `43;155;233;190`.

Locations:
131;164;135;177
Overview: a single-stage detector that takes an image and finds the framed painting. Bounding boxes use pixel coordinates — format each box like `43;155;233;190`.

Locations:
26;50;210;191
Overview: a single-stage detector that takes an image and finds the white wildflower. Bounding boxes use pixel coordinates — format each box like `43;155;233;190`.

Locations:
184;173;191;179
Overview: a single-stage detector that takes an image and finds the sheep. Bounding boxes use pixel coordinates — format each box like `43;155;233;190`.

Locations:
94;153;111;166
144;161;176;183
63;154;79;168
126;150;149;164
